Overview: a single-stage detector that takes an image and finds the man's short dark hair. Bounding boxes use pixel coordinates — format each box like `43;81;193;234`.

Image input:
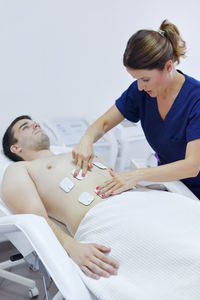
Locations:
2;115;32;162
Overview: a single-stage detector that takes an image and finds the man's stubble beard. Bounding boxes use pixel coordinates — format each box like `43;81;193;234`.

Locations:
33;133;50;151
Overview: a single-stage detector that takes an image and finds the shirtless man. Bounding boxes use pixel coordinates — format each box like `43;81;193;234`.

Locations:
1;115;119;280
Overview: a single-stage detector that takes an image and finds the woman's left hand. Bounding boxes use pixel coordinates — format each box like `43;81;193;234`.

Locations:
96;169;138;198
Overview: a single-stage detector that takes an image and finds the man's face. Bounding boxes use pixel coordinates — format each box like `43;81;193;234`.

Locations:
11;118;50;152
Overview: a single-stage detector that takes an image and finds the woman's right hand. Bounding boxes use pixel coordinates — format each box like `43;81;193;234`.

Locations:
72;135;94;177
72;105;124;176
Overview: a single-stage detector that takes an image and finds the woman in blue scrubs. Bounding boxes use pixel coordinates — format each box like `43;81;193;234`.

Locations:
72;19;200;199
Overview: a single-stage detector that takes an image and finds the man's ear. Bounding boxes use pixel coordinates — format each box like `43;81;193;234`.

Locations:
10;145;22;155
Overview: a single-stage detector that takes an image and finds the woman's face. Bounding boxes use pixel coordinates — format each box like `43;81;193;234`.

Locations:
126;67;168;98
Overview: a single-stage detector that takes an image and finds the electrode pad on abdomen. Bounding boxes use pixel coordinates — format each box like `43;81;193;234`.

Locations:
92;161;107;169
78;192;94;205
72;169;87;180
59;177;74;193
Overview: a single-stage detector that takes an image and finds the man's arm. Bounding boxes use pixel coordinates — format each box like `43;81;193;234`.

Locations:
1;163;118;279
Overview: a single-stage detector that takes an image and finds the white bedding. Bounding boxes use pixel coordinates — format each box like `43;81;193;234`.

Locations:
75;189;200;300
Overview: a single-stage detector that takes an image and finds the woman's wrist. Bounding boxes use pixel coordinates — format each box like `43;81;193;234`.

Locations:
81;132;94;144
130;168;147;183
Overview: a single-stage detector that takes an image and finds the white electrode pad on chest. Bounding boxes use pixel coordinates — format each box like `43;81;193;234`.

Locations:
59;177;74;193
92;161;107;169
72;169;87;180
78;192;94;205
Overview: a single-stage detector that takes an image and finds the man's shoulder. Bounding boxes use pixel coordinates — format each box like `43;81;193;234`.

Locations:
5;161;29;173
2;161;32;196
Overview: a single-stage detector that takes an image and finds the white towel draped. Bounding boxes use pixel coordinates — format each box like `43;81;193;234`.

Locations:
75;190;200;300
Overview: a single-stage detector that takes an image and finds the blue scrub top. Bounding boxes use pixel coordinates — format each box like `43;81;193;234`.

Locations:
115;70;200;199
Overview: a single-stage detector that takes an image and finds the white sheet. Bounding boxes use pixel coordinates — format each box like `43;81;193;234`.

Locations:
75;190;200;300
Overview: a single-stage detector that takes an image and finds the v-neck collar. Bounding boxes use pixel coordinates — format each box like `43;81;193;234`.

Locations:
155;70;186;122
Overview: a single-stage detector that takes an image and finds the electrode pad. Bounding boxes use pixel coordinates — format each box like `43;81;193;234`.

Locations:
72;169;87;180
59;177;74;193
92;161;107;169
78;192;94;205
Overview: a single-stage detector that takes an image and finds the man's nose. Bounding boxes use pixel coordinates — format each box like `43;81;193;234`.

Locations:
33;122;40;129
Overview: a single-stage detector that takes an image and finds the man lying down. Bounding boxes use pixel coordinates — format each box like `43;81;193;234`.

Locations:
2;115;200;300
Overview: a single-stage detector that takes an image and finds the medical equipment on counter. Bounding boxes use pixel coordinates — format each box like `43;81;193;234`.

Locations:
113;120;156;171
39;119;118;168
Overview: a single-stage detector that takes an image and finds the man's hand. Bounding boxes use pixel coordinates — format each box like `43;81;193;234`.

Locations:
68;240;119;279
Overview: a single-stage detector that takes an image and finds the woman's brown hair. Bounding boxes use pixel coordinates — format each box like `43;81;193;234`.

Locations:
123;19;186;70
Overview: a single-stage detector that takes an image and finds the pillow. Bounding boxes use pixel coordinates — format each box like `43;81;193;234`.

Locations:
0;150;12;185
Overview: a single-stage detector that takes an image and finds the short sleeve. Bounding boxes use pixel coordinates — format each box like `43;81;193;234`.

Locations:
115;81;142;122
186;99;200;142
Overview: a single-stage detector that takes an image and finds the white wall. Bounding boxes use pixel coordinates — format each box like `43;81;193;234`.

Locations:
0;0;200;139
